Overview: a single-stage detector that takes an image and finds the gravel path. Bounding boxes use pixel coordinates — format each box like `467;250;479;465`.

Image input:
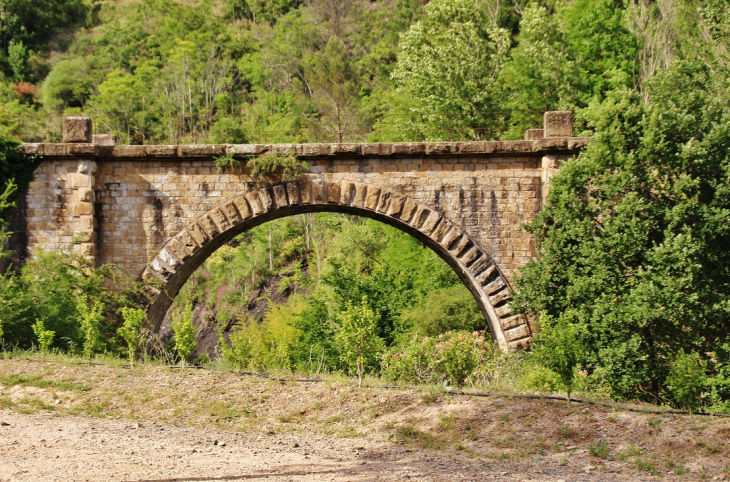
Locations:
0;410;646;482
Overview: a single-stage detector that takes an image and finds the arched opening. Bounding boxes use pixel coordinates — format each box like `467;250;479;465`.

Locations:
142;179;532;351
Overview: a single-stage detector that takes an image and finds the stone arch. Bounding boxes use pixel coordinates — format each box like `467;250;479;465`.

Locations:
142;179;533;351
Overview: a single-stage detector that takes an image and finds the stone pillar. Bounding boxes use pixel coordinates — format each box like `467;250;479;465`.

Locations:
543;111;573;138
70;160;97;263
540;154;559;207
62;116;97;263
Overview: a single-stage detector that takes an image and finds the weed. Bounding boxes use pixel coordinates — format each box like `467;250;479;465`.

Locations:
589;440;610;459
498;413;510;422
559;426;577;438
498;452;510;461
617;443;642;461
324;414;343;425
560;458;568;466
635;458;654;472
420;385;442;403
438;413;455;430
647;417;662;428
395;424;442;450
456;443;465;451
675;465;687;475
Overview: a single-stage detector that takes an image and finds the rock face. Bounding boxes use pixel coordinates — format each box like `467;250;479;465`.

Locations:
17;114;591;351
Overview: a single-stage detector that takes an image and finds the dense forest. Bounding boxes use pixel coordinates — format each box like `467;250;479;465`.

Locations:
1;0;729;412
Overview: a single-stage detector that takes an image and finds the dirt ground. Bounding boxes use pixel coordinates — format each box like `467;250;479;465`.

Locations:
1;357;729;482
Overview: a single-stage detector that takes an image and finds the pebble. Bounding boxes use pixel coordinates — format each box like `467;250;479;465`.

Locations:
293;442;299;448
1;421;10;426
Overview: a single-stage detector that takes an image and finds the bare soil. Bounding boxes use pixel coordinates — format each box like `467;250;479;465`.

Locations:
1;357;729;481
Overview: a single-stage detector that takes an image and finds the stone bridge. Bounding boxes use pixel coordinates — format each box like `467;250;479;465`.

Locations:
13;113;589;351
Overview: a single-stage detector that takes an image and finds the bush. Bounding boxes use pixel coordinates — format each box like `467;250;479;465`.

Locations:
399;285;485;337
382;336;439;384
383;331;495;388
335;296;384;386
118;307;146;367
529;314;586;403
436;331;490;388
170;301;198;366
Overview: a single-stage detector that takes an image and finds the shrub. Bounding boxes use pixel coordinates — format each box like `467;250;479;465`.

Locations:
220;320;255;372
171;301;198;367
530;313;586;403
382;336;439;383
335;296;384;387
435;331;490;389
77;296;105;358
665;350;708;411
118;307;146;367
31;319;54;354
246;151;309;185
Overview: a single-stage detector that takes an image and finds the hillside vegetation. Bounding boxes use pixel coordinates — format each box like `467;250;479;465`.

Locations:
0;0;729;413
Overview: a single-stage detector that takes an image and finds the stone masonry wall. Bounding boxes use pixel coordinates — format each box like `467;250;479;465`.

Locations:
21;143;580;284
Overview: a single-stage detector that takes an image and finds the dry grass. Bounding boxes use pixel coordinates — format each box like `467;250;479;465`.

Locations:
1;356;730;479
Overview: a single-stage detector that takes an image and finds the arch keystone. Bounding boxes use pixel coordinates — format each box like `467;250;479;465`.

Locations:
340;181;356;205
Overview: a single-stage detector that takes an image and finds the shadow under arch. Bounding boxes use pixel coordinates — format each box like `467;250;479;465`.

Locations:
142;178;533;351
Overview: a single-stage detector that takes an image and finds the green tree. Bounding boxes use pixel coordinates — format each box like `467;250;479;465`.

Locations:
390;0;510;140
308;37;361;142
530;314;585;404
118;307;146;367
500;3;576;138
0;135;38;224
7;40;28;82
515;60;730;404
41;58;93;112
171;301;198;367
220;321;255;371
335;296;384;387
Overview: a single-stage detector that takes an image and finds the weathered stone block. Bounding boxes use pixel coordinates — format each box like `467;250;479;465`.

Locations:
92;134;116;146
524;129;544;140
544;111;573;137
62;117;92;143
73;203;93;216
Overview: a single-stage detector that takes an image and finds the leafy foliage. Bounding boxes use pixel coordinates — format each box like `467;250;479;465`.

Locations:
170;301;198;366
515;60;730;407
335;296;384;386
118;307;146;366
